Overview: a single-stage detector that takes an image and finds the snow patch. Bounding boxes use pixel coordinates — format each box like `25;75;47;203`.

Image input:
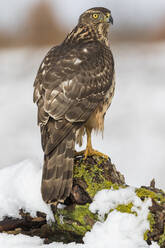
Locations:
84;208;159;248
90;187;142;218
0;233;43;248
86;187;153;248
0;160;53;221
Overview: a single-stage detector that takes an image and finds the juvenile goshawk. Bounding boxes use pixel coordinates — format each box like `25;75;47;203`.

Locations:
33;7;115;204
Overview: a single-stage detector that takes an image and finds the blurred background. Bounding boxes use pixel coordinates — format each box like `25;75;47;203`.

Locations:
0;0;165;189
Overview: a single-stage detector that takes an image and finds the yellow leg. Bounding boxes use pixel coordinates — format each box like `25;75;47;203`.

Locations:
74;128;109;160
74;128;93;157
84;127;109;160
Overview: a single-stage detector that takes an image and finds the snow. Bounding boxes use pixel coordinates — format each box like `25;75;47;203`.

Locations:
0;160;160;248
90;187;141;218
0;160;53;221
88;188;152;247
0;231;160;248
0;233;43;248
84;209;159;248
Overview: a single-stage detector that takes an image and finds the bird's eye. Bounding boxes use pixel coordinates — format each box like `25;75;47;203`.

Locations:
92;13;99;19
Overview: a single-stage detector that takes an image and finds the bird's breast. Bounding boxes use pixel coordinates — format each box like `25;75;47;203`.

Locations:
86;72;115;133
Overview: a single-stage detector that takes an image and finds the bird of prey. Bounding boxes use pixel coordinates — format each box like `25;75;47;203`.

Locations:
33;7;115;204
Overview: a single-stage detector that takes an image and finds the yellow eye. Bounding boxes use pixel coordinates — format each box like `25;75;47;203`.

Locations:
92;13;99;19
106;13;110;18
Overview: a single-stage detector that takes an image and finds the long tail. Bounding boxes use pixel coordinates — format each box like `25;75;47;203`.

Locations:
41;130;75;204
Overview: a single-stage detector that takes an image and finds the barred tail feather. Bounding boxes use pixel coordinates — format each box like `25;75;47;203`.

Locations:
41;131;75;203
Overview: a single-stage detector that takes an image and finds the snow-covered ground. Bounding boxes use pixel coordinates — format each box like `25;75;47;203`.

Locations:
0;42;165;189
0;160;160;248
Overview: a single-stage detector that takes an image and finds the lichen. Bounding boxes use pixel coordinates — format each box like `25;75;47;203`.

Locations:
137;187;165;246
136;188;164;203
116;202;137;215
74;156;122;198
53;156;126;240
144;230;149;241
144;212;155;241
159;227;165;246
53;184;165;246
54;204;98;236
147;212;155;232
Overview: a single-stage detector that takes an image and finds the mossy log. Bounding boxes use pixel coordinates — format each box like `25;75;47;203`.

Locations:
136;183;165;248
53;155;125;243
0;155;165;247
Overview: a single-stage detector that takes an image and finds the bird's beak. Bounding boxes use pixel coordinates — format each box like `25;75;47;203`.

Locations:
104;14;113;25
109;15;113;25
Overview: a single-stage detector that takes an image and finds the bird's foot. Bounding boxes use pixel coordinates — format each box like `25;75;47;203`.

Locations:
75;148;109;160
84;148;109;160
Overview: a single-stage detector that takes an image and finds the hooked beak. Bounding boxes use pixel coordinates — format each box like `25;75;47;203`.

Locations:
109;15;113;25
104;14;113;25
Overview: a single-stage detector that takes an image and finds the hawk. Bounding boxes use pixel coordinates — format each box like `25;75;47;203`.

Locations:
33;7;115;204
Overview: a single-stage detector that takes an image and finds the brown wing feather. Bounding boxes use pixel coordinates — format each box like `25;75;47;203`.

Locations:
34;41;114;203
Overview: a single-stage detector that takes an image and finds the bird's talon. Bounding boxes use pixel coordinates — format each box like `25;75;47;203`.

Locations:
84;148;109;160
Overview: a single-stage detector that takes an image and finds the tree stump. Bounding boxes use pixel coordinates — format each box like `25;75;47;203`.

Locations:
0;155;165;247
53;155;125;243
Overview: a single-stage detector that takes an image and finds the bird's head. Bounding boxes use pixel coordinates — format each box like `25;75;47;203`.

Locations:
78;7;113;26
65;7;113;47
78;7;113;46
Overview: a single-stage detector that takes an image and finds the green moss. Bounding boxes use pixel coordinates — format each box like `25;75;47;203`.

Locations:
144;230;149;241
116;202;137;215
147;213;155;232
53;156;126;238
74;157;121;198
159;227;165;246
143;213;155;241
54;204;98;236
136;188;164;203
136;187;165;245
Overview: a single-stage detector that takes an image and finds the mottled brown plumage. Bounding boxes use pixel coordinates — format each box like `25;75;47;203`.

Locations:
33;7;115;204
